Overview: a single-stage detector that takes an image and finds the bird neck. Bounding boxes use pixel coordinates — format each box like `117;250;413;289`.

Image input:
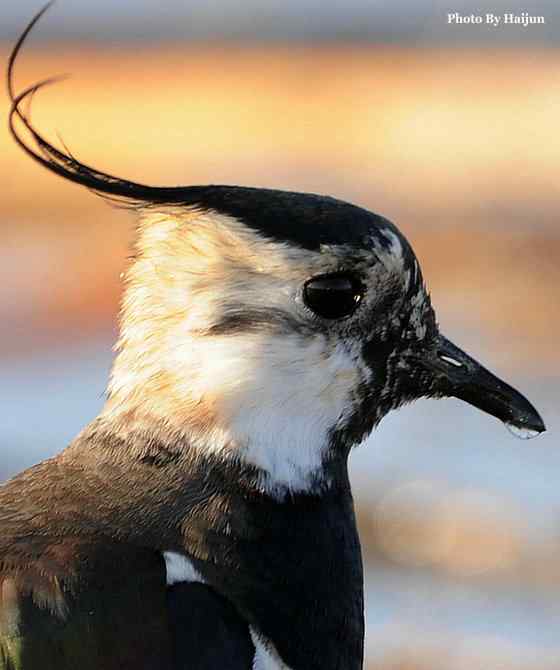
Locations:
59;415;365;669
102;355;346;496
59;412;347;539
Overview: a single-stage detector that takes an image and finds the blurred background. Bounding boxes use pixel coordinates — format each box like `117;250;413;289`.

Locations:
1;1;559;668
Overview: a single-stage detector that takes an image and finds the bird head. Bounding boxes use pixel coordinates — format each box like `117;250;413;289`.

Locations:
92;190;543;495
7;5;545;496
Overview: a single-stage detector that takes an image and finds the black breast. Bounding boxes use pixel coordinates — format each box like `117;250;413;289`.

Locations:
181;473;365;670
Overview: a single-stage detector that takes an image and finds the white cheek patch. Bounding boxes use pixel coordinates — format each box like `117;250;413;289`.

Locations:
167;333;362;495
163;551;205;585
251;629;293;670
106;210;371;496
211;336;361;494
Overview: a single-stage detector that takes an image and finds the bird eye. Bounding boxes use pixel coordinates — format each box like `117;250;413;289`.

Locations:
303;273;365;319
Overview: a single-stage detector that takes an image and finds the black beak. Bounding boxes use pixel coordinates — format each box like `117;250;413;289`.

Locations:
420;335;546;436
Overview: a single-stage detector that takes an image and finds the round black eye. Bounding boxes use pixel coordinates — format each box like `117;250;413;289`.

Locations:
303;273;364;320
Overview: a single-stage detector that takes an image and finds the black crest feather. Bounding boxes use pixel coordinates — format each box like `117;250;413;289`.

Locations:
6;3;398;252
6;2;204;207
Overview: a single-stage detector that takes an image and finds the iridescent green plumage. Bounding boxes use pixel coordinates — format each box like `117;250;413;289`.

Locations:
0;542;174;670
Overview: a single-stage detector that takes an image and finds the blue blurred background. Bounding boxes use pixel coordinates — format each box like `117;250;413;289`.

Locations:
1;2;559;668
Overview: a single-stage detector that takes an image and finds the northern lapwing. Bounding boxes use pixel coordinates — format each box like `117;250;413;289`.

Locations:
1;5;546;670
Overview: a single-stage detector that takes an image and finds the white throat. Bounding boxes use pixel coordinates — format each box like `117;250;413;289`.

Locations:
106;333;363;497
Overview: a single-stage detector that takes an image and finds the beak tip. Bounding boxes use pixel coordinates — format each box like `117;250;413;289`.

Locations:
529;420;546;436
530;417;547;434
506;409;546;440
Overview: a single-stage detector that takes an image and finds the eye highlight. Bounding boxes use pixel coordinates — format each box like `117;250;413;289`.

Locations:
303;273;365;320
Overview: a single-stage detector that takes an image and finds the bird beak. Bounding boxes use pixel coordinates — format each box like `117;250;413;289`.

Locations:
418;334;546;436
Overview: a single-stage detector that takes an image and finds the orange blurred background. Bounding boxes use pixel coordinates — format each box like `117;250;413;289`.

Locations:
1;17;559;670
